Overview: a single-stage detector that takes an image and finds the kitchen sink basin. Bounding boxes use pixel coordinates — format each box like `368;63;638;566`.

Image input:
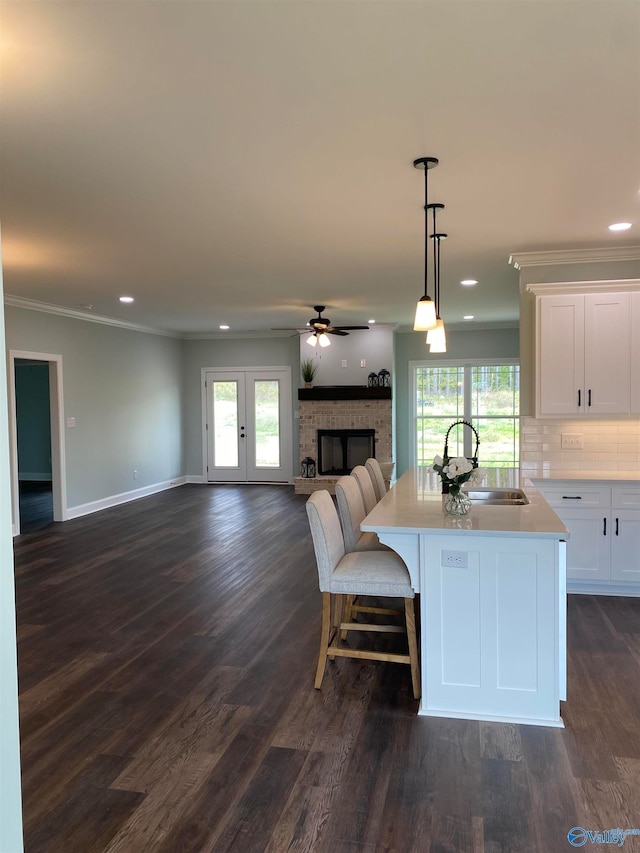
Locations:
463;488;529;506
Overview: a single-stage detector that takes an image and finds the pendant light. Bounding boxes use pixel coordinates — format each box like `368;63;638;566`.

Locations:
413;157;439;330
427;202;447;352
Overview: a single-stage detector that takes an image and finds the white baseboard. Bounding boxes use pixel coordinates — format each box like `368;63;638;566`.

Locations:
568;582;640;597
186;474;206;484
66;477;188;520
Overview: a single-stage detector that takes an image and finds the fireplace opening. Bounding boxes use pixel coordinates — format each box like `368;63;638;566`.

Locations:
317;429;375;476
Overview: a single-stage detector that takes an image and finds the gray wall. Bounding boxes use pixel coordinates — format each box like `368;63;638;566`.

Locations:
394;327;520;477
182;334;301;476
5;307;184;509
298;328;394;386
15;362;51;479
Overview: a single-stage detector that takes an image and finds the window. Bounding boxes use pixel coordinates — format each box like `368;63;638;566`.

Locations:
413;361;519;468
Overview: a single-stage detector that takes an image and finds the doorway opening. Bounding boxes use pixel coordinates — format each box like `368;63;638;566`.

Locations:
9;351;67;536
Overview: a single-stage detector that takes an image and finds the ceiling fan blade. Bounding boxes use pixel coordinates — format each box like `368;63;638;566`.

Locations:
330;325;370;331
326;328;349;336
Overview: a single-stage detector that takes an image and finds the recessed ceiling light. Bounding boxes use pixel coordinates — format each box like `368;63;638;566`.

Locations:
463;315;475;320
460;279;478;286
119;296;134;303
608;222;632;231
368;319;376;324
219;324;230;330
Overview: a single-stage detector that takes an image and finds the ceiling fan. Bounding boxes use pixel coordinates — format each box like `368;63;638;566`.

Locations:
273;306;369;347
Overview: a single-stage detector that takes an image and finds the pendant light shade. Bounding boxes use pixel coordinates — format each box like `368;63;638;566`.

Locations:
414;296;437;330
306;334;318;347
413;157;439;331
317;332;331;347
426;317;446;344
429;336;447;353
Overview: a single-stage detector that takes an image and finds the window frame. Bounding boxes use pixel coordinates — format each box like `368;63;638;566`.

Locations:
409;358;520;467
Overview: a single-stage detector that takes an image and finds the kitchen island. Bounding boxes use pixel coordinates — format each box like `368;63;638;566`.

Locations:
361;468;569;727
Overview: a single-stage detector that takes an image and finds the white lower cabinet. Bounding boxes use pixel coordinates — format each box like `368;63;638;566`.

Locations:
534;481;640;594
610;508;640;583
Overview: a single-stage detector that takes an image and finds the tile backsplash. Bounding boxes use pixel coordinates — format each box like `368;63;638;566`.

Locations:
520;417;640;472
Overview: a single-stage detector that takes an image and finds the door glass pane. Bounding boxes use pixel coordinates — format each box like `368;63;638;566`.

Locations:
213;381;239;467
254;380;280;467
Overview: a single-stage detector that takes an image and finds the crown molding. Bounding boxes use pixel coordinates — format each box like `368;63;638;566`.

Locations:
509;246;640;270
524;278;640;296
4;295;181;338
396;320;519;333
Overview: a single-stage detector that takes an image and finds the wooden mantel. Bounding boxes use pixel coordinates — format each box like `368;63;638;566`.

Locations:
298;385;392;401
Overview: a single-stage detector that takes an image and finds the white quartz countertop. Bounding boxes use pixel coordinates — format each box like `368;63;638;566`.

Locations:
361;467;569;539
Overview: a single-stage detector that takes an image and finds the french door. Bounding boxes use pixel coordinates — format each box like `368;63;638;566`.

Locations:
204;368;292;483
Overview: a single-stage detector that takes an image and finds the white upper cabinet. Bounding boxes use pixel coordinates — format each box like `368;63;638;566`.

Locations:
632;291;640;413
536;292;631;418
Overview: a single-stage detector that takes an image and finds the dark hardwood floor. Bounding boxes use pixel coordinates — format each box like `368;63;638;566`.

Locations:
18;481;54;534
13;484;640;852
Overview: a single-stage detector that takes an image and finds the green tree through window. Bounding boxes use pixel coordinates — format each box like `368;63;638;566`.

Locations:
414;362;519;468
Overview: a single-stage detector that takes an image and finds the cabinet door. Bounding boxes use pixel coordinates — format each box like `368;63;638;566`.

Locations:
557;508;611;581
610;510;640;583
583;292;630;415
537;295;584;417
632;292;640;413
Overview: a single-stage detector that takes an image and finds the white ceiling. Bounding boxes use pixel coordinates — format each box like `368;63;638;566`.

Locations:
1;0;639;336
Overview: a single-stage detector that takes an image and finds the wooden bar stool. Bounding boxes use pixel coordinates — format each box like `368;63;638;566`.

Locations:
365;457;388;501
305;490;420;700
351;464;378;514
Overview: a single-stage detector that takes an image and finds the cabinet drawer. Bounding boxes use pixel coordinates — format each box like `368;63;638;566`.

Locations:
612;487;640;510
535;484;611;509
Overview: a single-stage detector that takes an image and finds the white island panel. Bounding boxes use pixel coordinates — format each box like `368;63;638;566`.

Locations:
496;553;537;691
440;554;481;687
421;535;563;727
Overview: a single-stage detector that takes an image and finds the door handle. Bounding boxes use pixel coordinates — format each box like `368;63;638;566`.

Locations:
562;496;582;500
603;517;607;536
616;517;619;536
578;389;581;407
588;389;592;407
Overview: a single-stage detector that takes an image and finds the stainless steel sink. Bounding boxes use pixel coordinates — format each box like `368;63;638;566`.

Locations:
463;488;529;506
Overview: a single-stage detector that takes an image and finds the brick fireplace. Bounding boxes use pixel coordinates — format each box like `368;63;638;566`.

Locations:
294;386;393;495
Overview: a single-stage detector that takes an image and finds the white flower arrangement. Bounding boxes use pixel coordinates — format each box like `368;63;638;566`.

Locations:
430;455;485;495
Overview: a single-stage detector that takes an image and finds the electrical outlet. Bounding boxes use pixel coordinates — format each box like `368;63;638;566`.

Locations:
561;433;583;449
341;360;347;368
442;549;468;568
133;470;138;480
360;359;366;368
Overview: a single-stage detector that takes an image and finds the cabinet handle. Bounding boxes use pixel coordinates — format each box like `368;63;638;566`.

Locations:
588;389;592;407
578;389;581;407
603;517;607;536
616;517;619;536
562;495;582;500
